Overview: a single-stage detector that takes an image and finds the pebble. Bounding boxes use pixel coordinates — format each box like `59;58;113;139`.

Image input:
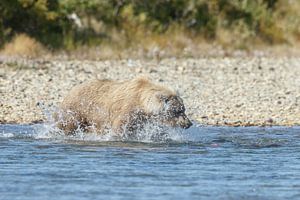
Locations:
0;56;300;126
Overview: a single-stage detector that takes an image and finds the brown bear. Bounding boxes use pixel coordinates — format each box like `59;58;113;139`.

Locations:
54;76;192;136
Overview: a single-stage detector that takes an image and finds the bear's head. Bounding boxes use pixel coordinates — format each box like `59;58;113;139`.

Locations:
157;94;192;129
133;77;192;129
141;90;192;129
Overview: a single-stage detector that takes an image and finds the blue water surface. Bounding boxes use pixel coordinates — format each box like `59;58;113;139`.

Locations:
0;124;300;200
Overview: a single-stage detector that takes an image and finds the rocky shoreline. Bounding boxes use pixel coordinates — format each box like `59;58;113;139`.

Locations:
1;56;300;126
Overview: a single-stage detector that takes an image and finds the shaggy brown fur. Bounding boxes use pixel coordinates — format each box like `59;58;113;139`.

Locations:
54;77;192;135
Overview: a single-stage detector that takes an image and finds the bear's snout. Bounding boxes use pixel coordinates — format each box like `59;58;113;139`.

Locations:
178;114;192;129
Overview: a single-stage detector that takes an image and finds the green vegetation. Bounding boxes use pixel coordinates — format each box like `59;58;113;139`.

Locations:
0;0;299;51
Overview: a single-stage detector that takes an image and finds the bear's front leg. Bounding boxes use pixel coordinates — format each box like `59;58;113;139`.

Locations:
54;109;80;135
112;110;148;137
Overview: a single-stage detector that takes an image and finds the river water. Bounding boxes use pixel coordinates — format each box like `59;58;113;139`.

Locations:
0;124;300;200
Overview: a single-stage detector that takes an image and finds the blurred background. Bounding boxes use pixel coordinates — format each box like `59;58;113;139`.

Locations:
0;0;300;58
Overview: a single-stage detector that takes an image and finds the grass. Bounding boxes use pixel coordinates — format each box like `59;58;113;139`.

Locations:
1;34;47;58
1;27;300;60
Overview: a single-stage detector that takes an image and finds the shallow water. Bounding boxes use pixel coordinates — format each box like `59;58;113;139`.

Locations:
0;124;300;200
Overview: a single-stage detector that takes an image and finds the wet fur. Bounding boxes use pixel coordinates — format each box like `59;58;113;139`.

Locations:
54;77;192;135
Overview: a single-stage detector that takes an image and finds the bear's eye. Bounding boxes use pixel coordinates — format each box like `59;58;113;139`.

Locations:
171;109;181;116
164;98;170;104
158;94;170;104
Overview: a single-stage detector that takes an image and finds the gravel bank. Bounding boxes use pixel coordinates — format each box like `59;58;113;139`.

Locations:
1;56;300;126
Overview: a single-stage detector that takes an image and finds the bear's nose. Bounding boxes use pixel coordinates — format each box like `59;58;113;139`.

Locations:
183;119;192;129
179;115;192;129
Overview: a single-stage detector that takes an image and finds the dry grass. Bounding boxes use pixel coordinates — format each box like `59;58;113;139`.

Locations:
54;27;300;60
2;31;300;62
1;34;47;58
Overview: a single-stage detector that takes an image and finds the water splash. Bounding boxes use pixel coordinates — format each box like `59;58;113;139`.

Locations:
0;100;212;143
25;102;195;143
0;122;193;143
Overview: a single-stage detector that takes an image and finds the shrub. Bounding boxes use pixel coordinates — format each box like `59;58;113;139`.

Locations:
1;33;46;57
0;0;299;50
